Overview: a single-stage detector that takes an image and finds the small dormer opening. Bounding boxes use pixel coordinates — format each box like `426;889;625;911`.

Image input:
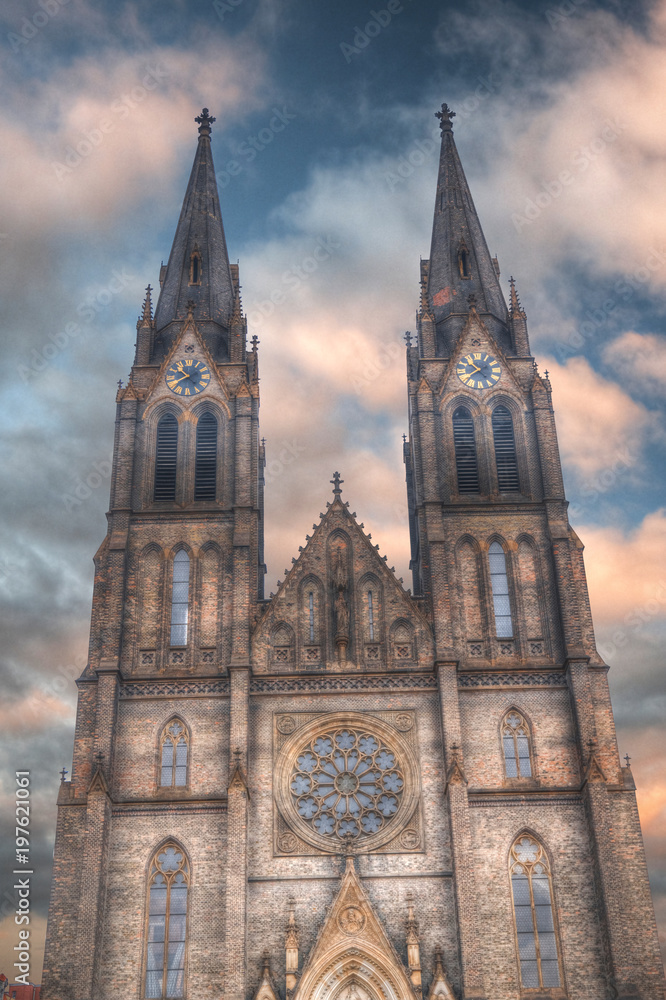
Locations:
189;249;202;286
458;244;471;279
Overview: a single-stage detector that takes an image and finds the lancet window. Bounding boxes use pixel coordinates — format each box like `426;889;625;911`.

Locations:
489;541;513;637
502;711;532;778
154;414;178;502
170;551;190;647
510;835;561;989
492;405;519;492
452;406;479;493
159;719;189;788
145;844;189;998
194;412;217;500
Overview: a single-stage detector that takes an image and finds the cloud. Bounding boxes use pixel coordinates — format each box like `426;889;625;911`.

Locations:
578;508;666;627
603;330;666;394
541;356;653;480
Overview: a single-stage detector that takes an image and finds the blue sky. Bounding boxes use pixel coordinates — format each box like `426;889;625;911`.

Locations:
1;0;665;977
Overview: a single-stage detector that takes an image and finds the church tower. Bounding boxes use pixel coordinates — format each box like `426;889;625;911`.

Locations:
43;106;664;1000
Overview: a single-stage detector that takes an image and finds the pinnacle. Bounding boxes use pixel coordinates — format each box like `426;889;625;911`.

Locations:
140;284;153;323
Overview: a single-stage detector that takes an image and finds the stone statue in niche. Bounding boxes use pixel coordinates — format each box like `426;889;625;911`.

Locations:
331;542;350;663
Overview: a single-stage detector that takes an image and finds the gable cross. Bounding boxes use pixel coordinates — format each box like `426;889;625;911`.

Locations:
330;471;344;496
435;103;456;132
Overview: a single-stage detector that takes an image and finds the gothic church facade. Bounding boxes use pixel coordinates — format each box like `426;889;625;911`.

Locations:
43;106;665;1000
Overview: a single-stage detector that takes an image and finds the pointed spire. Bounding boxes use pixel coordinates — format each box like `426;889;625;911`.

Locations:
509;276;525;318
426;102;508;353
153;108;235;355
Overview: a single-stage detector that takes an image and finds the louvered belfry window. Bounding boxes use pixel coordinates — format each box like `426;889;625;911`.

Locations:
492;405;519;492
194;412;217;500
154;414;178;501
452;406;479;493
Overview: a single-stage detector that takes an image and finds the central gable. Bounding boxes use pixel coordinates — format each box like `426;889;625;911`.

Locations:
252;490;433;673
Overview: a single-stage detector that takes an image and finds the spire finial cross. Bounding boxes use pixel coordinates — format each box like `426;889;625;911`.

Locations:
330;471;344;496
435;103;456;133
60;767;69;783
624;753;631;767
117;379;123;390
195;108;216;136
404;330;412;347
251;334;260;352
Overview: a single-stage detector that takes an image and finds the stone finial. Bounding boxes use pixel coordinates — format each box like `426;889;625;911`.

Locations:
435;103;456;133
330;471;344;496
195;107;216;136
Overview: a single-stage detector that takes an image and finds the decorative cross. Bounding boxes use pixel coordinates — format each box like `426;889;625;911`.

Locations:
195;108;216;134
59;767;69;783
404;330;412;347
330;471;344;496
94;751;104;765
251;335;260;352
544;369;550;379
186;299;196;316
435;103;456;132
624;753;631;767
402;433;407;444
117;379;123;390
468;293;477;309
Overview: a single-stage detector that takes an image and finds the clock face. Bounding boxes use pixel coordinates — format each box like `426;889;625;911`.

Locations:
457;352;502;390
165;358;211;396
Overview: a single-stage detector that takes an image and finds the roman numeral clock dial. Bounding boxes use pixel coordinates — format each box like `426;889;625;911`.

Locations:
457;352;502;389
165;358;211;395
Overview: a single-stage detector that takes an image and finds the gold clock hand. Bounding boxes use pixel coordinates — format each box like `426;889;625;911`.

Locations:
169;373;191;384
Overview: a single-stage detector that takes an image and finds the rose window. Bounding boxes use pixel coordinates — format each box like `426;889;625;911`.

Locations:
288;728;405;841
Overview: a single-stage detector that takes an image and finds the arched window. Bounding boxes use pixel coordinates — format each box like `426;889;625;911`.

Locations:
458;243;471;278
189;250;201;286
502;711;532;778
489;542;513;637
492;406;519;492
154;414;178;502
170;551;190;647
367;590;375;640
510;835;561;989
452;406;479;493
194;412;217;501
145;843;189;998
308;591;315;643
160;719;189;787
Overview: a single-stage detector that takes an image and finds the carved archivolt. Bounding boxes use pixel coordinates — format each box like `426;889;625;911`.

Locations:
275;712;420;854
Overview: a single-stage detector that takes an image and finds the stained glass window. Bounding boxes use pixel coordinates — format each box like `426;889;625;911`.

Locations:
510;835;561;989
489;542;513;637
160;720;189;788
170;551;189;647
502;711;532;778
289;727;405;842
145;844;189;998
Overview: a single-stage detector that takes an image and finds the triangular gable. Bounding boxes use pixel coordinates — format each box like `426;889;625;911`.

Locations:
252;491;433;672
253;955;280;1000
440;305;524;399
294;859;417;1000
143;305;231;409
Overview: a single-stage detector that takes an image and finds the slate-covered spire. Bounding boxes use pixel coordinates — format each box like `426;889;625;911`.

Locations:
425;103;509;353
153;108;235;358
